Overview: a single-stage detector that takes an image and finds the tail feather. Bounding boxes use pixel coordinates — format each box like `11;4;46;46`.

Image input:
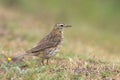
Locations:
12;52;29;62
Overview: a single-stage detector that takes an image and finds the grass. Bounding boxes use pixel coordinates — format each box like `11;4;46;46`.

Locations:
0;57;120;80
0;6;120;80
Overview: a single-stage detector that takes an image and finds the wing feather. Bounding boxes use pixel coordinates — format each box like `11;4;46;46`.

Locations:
26;34;61;53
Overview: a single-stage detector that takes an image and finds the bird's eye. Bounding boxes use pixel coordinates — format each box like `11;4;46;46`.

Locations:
60;24;64;27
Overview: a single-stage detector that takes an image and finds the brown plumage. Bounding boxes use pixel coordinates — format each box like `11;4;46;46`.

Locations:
12;23;72;64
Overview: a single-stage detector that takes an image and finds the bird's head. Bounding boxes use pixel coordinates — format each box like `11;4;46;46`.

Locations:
54;23;72;30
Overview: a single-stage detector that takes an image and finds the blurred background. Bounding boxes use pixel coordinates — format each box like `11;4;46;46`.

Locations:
0;0;120;62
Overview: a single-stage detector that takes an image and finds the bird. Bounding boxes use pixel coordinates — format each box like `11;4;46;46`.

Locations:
9;23;72;65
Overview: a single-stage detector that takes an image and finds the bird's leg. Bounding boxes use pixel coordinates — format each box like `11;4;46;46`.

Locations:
46;58;49;65
41;59;45;65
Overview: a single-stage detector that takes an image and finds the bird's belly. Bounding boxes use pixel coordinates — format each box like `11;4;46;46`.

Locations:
45;46;61;57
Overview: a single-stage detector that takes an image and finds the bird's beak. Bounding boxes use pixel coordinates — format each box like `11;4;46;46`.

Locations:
64;25;72;28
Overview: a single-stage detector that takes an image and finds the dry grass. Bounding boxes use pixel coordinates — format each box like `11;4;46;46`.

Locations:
0;7;120;80
0;57;120;80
